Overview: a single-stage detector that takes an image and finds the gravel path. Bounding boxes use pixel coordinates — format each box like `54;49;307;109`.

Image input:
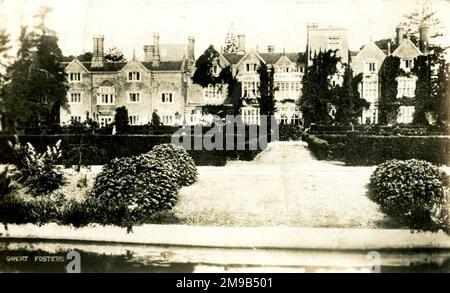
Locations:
175;142;386;228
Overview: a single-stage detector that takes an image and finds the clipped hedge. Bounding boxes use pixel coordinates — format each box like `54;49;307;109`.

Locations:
345;135;450;166
278;124;302;141
301;133;329;160
369;159;449;233
0;134;265;166
151;144;198;186
88;152;181;227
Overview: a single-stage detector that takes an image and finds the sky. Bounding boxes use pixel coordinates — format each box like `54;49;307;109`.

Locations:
0;0;449;60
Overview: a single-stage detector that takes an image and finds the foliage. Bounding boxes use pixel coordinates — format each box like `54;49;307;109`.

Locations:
344;135;449;166
2;24;68;131
257;62;276;117
301;133;329;160
332;65;369;125
369;159;449;233
114;106;129;134
300;50;340;126
223;24;238;53
151;143;198;186
151;111;162;127
104;47;126;62
0;168;14;196
379;56;402;124
374;38;397;54
12;139;65;195
192;45;241;114
278;124;302;141
412;46;449;126
88;152;181;227
403;1;445;46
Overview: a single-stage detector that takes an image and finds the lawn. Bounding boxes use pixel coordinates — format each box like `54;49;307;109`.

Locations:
174;145;387;228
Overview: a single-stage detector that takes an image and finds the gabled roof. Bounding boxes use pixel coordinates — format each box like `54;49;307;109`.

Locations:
222;53;245;65
259;52;304;64
142;61;184;71
82;62;127;72
392;38;422;59
63;60;184;72
65;59;90;72
355;42;386;60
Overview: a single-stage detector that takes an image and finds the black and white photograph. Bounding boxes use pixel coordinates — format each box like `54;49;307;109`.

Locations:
0;0;449;276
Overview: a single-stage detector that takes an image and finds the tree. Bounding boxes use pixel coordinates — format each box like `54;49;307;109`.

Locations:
403;0;445;46
300;50;340;126
114;106;129;134
151;111;161;127
192;45;220;88
412;46;449;126
378;56;402;124
257;62;276;117
192;45;241;114
223;24;238;53
105;47;126;62
3;24;68;132
332;65;369;125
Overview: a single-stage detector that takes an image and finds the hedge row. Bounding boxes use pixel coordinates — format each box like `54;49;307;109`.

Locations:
345;135;450;166
309;124;447;136
302;133;450;166
0;134;264;166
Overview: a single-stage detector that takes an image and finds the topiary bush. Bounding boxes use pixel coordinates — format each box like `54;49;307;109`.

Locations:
88;152;181;227
302;133;329;160
369;159;450;233
151;143;198;186
279;124;302;141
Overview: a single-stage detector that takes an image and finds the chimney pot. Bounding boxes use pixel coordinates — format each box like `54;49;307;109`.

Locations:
91;35;105;68
237;34;245;55
153;33;160;67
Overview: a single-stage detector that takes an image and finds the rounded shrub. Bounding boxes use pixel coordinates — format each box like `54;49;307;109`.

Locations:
150;143;198;186
88;152;180;226
369;159;449;233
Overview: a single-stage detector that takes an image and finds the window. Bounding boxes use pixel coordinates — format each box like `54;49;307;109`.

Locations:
128;92;141;103
161;93;173;103
204;84;221;100
69;72;81;82
280;114;288;125
366;62;376;72
245;63;258;72
100;116;113;127
242;82;259;98
212;65;219;75
299;66;304;73
162;115;173;125
69;93;82;104
129;115;140;125
128;72;141;81
97;86;116;105
363;81;378;102
397;77;416;98
70;116;81;122
404;59;413;69
241;107;260;125
327;37;341;51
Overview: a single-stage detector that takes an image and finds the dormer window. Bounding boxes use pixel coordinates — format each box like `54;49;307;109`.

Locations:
365;62;376;73
69;72;82;82
404;59;413;69
245;63;258;73
212;65;219;75
128;72;141;82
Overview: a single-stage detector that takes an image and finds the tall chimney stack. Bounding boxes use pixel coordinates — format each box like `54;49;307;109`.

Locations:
144;45;154;62
237;34;245;55
152;33;160;67
188;36;195;64
396;23;406;46
91;35;105;68
419;22;430;53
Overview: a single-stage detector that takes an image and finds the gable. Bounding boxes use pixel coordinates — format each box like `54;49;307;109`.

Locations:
274;55;294;66
236;51;265;68
119;60;149;73
392;39;422;59
65;59;89;73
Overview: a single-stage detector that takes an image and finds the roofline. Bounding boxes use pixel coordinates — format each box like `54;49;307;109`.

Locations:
391;38;423;57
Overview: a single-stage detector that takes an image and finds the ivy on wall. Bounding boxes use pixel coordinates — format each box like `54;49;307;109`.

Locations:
379;56;402;124
192;45;241;115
